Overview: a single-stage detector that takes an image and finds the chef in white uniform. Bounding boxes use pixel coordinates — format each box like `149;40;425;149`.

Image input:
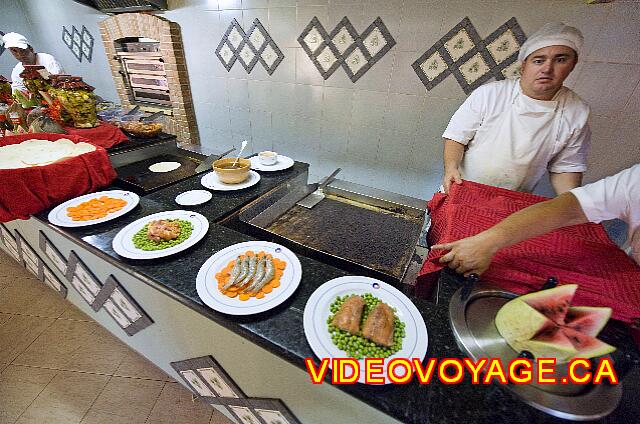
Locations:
432;164;640;276
1;32;64;92
441;23;590;194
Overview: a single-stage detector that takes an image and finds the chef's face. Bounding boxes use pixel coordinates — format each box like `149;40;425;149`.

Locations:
9;46;36;65
520;45;577;100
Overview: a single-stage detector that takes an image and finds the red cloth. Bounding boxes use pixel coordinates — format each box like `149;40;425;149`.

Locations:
63;121;128;149
0;133;117;222
418;181;640;324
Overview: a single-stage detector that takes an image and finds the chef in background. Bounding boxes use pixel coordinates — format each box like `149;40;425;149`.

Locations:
1;32;64;92
432;164;640;276
441;23;590;195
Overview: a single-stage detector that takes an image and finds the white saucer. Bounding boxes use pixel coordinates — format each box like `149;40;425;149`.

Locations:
249;155;294;172
201;170;261;191
175;190;212;206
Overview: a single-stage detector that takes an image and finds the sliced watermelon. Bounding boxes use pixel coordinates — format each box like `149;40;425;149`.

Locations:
562;327;616;359
521;284;577;324
494;284;615;364
563;306;612;337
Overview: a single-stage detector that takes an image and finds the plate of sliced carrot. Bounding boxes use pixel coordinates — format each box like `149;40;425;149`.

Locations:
196;241;302;315
48;190;140;227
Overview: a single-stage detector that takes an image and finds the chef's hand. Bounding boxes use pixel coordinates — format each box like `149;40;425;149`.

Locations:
431;233;499;277
631;227;640;265
443;168;462;194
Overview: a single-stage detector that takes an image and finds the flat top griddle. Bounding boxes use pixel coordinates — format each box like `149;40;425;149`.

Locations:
267;194;422;280
115;153;201;194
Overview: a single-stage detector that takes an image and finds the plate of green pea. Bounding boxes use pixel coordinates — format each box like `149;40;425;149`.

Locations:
303;276;428;384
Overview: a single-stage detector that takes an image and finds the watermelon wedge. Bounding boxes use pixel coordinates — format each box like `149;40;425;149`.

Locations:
495;284;615;363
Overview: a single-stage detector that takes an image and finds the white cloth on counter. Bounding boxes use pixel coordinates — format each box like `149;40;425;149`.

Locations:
570;164;640;259
11;53;64;91
442;78;590;192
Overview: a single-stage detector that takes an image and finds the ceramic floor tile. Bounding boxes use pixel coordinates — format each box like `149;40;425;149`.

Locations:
59;303;92;321
145;382;214;424
15;370;109;424
90;376;164;422
0;271;68;318
0;314;55;364
114;350;173;382
0;365;58;424
12;319;104;371
80;410;143;424
210;408;234;424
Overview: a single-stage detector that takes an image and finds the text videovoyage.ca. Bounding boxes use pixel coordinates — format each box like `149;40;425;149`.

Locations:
305;357;620;385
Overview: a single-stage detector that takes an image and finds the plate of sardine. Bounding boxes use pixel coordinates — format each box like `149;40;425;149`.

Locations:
303;276;428;384
196;241;302;315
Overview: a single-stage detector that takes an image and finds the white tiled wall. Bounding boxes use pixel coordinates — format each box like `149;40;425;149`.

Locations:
4;0;640;200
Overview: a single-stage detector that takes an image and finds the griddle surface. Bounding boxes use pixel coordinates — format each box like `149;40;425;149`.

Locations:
115;153;200;194
267;195;421;279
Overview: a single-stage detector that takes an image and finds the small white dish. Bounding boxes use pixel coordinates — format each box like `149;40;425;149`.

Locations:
201;170;261;191
258;151;278;165
175;190;212;206
249;155;294;172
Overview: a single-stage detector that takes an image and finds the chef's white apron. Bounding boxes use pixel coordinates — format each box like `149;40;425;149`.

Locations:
460;87;560;192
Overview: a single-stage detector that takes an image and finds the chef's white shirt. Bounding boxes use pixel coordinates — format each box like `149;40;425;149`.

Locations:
442;78;591;192
570;164;640;253
11;53;64;92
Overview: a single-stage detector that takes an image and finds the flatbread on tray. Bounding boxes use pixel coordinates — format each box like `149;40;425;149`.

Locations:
0;138;96;169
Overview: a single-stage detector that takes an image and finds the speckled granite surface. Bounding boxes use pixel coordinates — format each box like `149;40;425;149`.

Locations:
34;164;639;424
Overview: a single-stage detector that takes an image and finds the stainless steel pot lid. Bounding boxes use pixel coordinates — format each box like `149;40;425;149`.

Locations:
448;282;622;421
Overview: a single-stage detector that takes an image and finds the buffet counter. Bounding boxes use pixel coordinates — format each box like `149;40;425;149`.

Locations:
1;155;639;424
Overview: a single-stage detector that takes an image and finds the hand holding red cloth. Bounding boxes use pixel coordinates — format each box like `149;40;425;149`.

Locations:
418;181;640;324
0;133;117;222
63;121;128;149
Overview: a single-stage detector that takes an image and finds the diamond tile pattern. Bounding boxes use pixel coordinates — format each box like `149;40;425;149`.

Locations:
412;17;526;94
215;18;285;75
0;31;5;57
62;25;94;63
298;16;396;83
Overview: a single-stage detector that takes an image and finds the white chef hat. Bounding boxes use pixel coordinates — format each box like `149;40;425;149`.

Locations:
518;23;584;62
1;32;30;50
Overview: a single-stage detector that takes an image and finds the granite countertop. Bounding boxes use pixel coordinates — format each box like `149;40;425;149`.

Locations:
34;163;640;424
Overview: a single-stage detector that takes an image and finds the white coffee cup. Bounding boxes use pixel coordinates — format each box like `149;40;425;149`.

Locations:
258;151;278;166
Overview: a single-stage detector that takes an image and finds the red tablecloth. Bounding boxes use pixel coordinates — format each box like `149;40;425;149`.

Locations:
0;133;117;222
418;181;640;325
63;121;128;149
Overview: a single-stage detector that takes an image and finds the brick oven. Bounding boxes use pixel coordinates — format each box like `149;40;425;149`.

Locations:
99;13;199;144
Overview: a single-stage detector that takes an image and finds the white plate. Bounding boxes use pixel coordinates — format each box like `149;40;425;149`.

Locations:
249;155;294;172
303;276;428;384
200;170;261;191
48;190;140;227
112;210;209;260
196;241;302;315
175;190;212;206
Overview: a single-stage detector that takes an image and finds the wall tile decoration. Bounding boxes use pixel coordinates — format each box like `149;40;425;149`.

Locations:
216;18;285;75
66;250;105;310
39;231;68;276
298;16;396;83
0;31;5;57
14;230;42;279
171;355;302;424
0;223;21;262
412;17;526;94
98;275;154;336
61;25;94;63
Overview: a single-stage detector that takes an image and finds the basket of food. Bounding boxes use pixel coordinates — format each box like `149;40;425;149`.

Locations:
119;113;164;138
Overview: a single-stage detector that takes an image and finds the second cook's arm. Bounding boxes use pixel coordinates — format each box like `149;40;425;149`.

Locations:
442;139;465;193
432;192;589;276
